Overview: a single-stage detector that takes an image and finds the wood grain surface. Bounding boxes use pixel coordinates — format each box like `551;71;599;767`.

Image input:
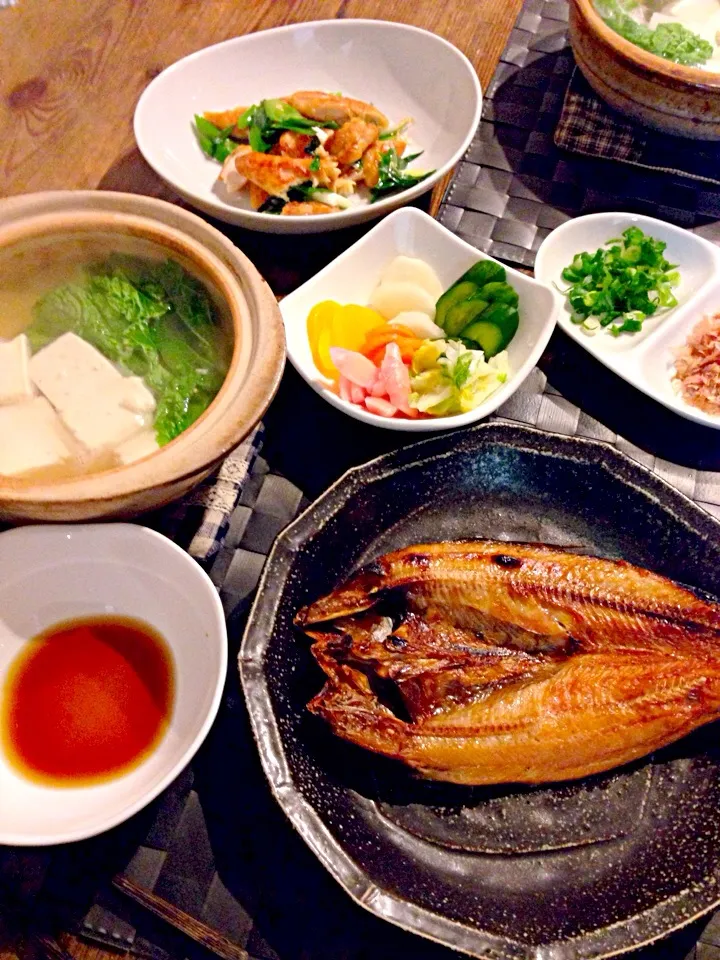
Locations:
0;1;521;959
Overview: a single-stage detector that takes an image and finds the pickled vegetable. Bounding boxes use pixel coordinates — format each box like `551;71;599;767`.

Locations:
460;320;504;358
459;260;506;288
307;300;384;378
444;298;489;337
435;281;478;331
478;281;519;308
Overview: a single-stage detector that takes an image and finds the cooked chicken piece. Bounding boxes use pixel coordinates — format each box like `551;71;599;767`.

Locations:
281;201;336;216
285;91;388;128
218;145;252;194
203;107;248;137
328;118;379;166
362;137;407;189
234;151;313;198
333;177;357;197
273;131;314;159
314;155;341;190
249;181;270;209
343;163;366;183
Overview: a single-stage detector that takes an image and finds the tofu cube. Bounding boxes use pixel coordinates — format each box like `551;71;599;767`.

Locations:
116;429;160;465
30;332;123;412
30;332;156;453
59;394;147;453
116;376;156;415
0;398;73;476
0;335;34;405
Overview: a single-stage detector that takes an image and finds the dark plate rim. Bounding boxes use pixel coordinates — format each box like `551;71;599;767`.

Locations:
239;421;720;960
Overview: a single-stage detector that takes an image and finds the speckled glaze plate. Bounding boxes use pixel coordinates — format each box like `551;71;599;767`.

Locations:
239;422;720;960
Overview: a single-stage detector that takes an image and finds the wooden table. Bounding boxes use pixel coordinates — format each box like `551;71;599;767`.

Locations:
0;2;522;960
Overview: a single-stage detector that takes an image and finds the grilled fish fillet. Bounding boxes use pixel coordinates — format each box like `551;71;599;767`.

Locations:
295;541;720;785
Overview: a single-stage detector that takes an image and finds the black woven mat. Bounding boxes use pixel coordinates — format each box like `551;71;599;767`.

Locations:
437;0;720;270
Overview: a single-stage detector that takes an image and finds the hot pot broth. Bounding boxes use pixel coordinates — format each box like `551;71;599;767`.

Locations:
0;234;232;483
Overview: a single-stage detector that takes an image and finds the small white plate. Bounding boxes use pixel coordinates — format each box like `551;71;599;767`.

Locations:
0;524;227;846
280;207;559;431
535;212;720;428
134;20;481;234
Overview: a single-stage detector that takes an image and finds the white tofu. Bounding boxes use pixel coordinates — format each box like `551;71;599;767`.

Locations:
0;335;34;405
116;429;160;465
0;398;73;476
30;332;123;413
30;333;156;454
59;393;147;453
665;0;720;20
116;376;156;415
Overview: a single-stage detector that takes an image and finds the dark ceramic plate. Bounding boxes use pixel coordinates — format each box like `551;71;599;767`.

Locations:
240;422;720;960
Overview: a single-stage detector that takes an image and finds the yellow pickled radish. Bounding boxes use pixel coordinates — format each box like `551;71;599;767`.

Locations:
315;324;335;379
307;300;340;378
307;300;384;377
337;305;386;347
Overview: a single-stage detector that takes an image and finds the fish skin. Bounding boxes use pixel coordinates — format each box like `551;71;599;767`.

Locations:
297;541;720;785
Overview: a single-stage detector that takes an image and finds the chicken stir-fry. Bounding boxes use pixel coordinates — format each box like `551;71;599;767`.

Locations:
194;91;433;216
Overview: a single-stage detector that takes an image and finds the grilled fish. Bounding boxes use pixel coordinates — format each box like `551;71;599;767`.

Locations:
295;541;720;785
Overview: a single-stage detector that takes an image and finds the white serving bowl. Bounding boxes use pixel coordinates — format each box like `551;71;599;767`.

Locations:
0;524;227;845
535;212;720;428
280;207;559;431
134;20;481;234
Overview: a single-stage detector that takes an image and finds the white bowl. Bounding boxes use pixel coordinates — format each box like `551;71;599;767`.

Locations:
534;212;720;428
280;208;559;431
134;20;481;234
0;524;227;846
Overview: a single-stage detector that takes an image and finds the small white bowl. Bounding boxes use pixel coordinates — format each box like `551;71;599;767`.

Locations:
280;207;559;431
535;212;720;428
0;524;227;846
134;20;481;234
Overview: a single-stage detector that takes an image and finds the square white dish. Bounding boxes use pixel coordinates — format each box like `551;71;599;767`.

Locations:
280;207;559;431
535;212;720;429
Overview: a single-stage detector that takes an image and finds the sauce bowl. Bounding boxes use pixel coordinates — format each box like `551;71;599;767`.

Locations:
0;523;226;846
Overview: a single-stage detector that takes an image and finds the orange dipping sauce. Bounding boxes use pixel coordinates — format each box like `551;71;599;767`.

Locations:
1;615;175;786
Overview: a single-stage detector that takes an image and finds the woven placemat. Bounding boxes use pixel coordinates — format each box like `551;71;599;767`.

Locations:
67;4;720;954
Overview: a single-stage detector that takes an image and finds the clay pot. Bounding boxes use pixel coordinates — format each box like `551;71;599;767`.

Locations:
0;191;285;521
